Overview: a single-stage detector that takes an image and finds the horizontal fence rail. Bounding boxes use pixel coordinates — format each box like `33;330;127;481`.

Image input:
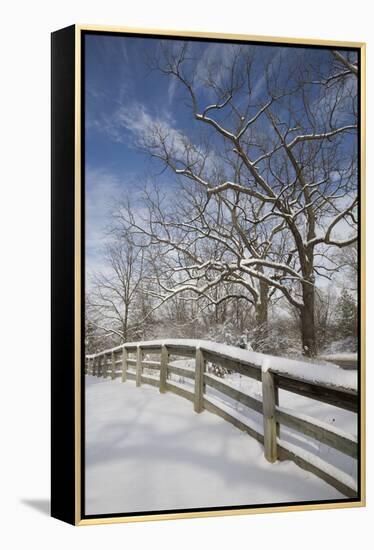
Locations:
85;339;359;498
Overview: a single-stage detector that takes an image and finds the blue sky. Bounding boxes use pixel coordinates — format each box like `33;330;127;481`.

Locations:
84;33;357;274
84;33;200;273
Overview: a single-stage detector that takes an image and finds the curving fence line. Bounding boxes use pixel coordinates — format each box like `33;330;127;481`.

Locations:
85;339;359;498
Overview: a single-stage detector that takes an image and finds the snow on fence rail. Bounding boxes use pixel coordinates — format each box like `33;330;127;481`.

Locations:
85;339;359;498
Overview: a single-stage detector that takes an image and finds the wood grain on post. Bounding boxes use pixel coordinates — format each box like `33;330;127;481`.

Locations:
121;347;128;383
111;351;116;380
103;354;108;378
159;345;168;393
194;348;205;413
136;346;142;387
275;383;280;437
262;369;277;463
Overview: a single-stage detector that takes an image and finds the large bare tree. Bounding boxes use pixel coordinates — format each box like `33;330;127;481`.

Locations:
115;43;358;356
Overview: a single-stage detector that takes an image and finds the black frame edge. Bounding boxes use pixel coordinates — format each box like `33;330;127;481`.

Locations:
50;26;364;526
51;24;76;526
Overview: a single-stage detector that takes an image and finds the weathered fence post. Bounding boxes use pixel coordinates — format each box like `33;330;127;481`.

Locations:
194;347;205;413
275;383;280;438
136;346;142;387
159;345;168;393
97;355;102;377
262;369;277;463
103;354;108;378
92;356;97;376
111;351;116;380
121;347;128;383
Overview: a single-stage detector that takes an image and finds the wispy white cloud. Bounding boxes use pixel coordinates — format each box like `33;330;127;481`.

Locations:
85;166;152;273
119;101;225;178
85;168;125;269
117;102;181;147
153;40;246;104
250;48;284;101
167;76;178;105
194;42;242;92
87;100;173;147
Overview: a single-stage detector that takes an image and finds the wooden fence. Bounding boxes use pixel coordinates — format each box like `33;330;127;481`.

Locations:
85;340;358;498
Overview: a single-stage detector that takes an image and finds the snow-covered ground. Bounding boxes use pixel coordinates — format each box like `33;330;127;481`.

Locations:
85;375;348;516
169;359;358;483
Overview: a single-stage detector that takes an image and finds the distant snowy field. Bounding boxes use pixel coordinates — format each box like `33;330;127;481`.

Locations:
85;368;355;515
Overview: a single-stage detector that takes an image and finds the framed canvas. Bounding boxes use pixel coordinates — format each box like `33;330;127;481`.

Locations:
51;24;366;526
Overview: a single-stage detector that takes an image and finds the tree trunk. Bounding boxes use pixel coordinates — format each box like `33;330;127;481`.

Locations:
255;279;268;327
300;280;317;357
122;310;128;343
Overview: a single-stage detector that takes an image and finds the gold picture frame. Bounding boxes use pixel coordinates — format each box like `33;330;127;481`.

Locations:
51;24;366;525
